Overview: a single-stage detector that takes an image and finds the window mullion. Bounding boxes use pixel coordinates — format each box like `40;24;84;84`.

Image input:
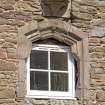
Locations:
48;49;51;91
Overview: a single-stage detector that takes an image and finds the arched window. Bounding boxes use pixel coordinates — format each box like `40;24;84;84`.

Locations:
17;20;89;100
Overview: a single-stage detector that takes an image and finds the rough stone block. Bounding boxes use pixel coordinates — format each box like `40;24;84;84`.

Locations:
7;52;16;59
2;42;16;48
5;37;17;44
96;91;105;102
0;59;17;71
0;0;15;10
0;48;7;59
15;0;42;13
0;88;15;99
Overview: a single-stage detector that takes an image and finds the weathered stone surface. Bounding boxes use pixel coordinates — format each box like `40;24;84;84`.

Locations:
7;52;16;59
0;39;5;44
2;42;16;48
0;32;17;39
96;102;105;105
101;37;105;44
90;51;105;57
0;39;5;45
14;11;32;21
90;62;105;68
89;47;105;53
0;0;105;104
72;12;92;21
96;91;105;102
0;99;15;104
15;0;42;14
0;0;15;10
89;38;100;44
7;48;16;53
73;0;105;7
0;48;7;59
94;68;105;74
5;37;17;44
91;26;105;37
0;88;15;99
41;0;71;18
0;11;32;21
72;2;97;14
0;25;17;33
0;60;17;71
7;19;25;27
97;6;105;13
89;37;101;46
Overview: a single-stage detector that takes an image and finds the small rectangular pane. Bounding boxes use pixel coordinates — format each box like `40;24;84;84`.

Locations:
51;72;68;91
50;52;68;71
30;71;48;90
30;50;48;69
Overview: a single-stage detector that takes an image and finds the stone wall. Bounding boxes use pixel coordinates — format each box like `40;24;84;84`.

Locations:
0;0;105;105
72;0;105;105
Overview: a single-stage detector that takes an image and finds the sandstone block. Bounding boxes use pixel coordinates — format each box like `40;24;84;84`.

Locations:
0;59;17;71
90;79;105;86
91;26;105;37
7;19;25;27
90;62;105;68
0;0;15;10
72;12;92;21
2;42;16;48
0;99;15;104
0;11;15;19
96;91;105;102
0;88;15;99
89;47;105;53
0;25;17;33
101;38;105;44
0;39;5;44
97;6;105;13
94;68;104;74
7;52;16;59
5;37;17;44
15;0;41;13
91;74;105;81
0;48;7;59
7;48;16;53
0;11;32;21
90;52;105;58
73;0;105;7
72;2;97;14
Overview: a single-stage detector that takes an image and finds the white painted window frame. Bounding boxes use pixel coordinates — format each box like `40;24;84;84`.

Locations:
26;44;75;99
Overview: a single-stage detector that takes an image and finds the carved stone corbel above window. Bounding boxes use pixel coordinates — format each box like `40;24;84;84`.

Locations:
17;19;89;100
41;0;71;18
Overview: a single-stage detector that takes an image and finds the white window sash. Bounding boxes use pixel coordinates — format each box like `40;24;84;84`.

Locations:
26;44;75;99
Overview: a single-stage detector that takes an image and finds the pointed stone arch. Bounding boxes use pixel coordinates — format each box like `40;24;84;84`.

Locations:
17;19;89;100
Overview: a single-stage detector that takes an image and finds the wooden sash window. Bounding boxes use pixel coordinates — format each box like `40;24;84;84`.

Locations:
26;44;75;99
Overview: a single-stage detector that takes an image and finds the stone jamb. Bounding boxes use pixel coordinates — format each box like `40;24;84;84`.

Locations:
17;20;89;101
82;38;90;99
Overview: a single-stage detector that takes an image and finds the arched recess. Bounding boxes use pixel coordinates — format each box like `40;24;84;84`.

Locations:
17;20;89;100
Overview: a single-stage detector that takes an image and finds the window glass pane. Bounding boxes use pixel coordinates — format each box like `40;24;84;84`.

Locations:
51;72;68;91
30;71;48;90
30;50;48;69
50;52;68;71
